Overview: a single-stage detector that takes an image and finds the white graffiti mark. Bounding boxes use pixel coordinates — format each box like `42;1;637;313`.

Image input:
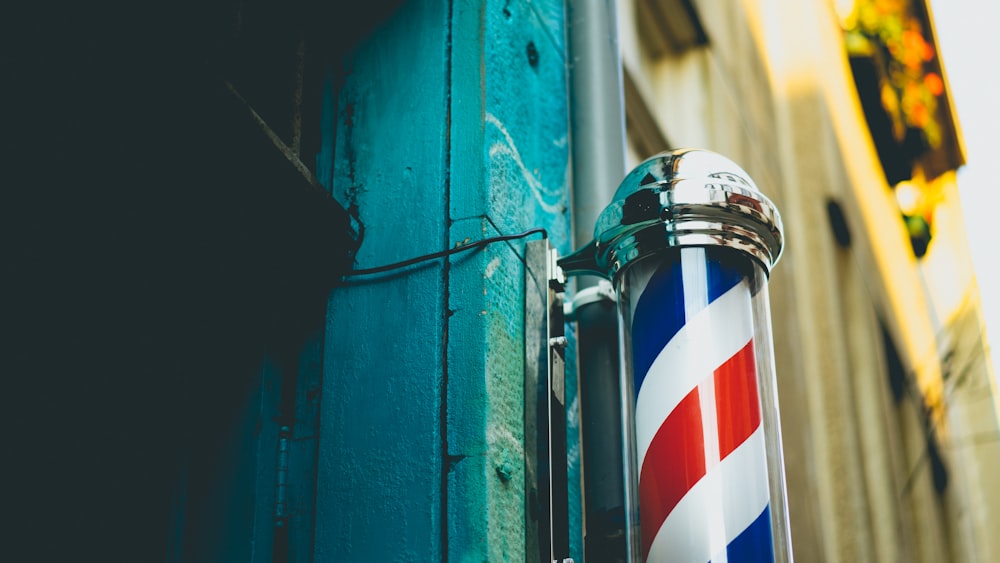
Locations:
567;394;579;429
484;256;501;278
567;440;580;469
485;112;564;215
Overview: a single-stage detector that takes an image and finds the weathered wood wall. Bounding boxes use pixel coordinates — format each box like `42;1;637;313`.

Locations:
316;0;579;560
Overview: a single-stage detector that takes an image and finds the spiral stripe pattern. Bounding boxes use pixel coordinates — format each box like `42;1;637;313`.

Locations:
630;250;774;562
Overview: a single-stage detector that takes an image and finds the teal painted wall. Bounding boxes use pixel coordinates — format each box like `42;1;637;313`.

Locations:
315;0;581;560
315;1;450;560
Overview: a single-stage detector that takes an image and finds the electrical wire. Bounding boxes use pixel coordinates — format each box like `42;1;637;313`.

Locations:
343;227;548;277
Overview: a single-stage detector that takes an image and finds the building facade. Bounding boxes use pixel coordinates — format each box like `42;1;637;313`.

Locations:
618;0;1000;561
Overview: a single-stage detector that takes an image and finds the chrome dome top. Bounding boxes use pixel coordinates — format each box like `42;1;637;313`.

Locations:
559;148;784;280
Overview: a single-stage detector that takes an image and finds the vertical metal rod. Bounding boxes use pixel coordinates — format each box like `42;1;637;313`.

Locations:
549;274;570;560
567;1;629;561
568;0;627;256
574;289;627;561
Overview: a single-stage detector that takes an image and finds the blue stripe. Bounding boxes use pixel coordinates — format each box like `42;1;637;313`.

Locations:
630;249;744;397
724;505;774;563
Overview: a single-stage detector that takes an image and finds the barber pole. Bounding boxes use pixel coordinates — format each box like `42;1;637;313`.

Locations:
623;248;774;562
559;149;791;562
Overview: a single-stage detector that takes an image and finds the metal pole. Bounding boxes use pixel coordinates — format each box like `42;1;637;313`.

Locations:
567;1;629;561
568;0;627;256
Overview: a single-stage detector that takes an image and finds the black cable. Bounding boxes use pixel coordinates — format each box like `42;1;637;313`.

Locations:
344;227;548;277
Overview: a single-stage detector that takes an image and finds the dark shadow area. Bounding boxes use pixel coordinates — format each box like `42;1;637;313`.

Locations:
0;1;406;558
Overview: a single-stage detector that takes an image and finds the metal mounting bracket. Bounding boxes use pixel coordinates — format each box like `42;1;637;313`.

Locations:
524;239;571;563
563;280;616;321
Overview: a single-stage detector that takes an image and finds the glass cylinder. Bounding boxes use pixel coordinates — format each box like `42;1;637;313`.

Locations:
616;246;791;563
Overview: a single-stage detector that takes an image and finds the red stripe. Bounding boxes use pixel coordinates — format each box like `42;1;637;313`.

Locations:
639;388;706;559
714;339;760;460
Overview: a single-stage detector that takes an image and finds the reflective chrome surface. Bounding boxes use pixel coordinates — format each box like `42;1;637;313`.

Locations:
558;149;784;280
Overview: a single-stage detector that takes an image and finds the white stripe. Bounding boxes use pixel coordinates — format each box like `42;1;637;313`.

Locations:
699;378;721;470
635;279;754;469
681;248;710;317
646;427;770;563
698;377;727;563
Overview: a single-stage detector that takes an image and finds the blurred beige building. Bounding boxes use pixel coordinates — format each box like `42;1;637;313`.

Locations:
617;0;1000;560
